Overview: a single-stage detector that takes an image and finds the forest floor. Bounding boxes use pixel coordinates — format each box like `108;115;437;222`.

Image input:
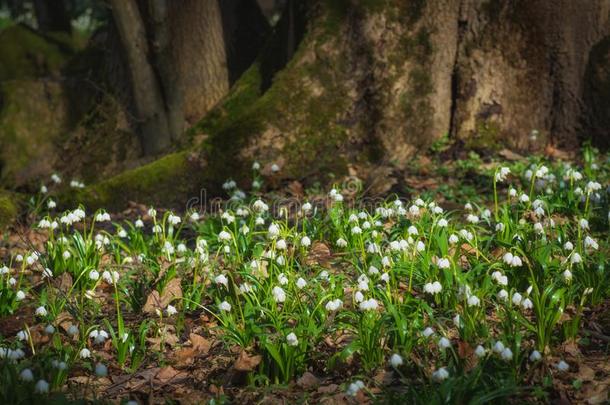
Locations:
0;147;609;404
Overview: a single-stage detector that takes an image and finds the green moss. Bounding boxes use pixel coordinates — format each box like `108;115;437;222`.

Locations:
0;191;19;229
73;152;198;211
0;24;74;81
465;120;503;151
0;79;68;187
400;0;426;24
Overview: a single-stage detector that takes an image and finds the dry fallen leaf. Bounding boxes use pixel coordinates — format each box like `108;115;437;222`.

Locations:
143;277;183;314
306;242;332;267
190;333;212;353
234;351;262;372
297;371;320;389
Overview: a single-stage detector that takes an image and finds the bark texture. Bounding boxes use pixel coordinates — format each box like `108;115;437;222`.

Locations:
452;0;610;151
109;0;269;154
198;0;610;177
15;0;610;209
167;0;229;125
110;0;172;155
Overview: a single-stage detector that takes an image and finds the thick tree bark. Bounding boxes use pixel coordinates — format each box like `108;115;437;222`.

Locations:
452;0;610;151
168;0;229;125
109;0;171;155
110;0;268;152
33;0;72;33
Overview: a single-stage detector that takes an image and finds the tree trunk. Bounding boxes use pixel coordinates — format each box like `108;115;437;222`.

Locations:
191;0;610;188
109;0;172;155
33;0;72;33
167;0;229;125
72;0;610;209
110;0;269;153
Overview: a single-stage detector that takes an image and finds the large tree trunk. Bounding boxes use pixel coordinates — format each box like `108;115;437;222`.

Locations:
109;0;269;154
109;0;172;155
76;0;610;209
167;0;229;125
33;0;72;33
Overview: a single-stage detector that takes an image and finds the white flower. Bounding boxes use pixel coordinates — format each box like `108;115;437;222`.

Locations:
563;270;572;282
467;295;481;307
449;234;459;244
495;167;510;182
166;305;178;316
35;379;50;393
272;286;286;303
16;290;26;301
424;281;442;295
437;258;450;269
555;360;569;371
214;274;228;287
390;353;403;368
41;267;53;278
268;223;280;238
501;348;513;361
278;273;288;285
302;202;312;213
474;345;486;357
464;203;473;211
300;236;311;247
218;230;232;242
79;348;91;358
534;222;544;234
466;214;479;224
570;252;582;264
564;241;574;251
239;283;253;294
89;269;99;281
219;301;232;312
359;298;379;311
521;298;533;310
102;270;119;284
17;330;28;341
493;341;505;353
535;165;549;179
336;238;348;247
584;236;598;250
519;194;530;203
512;292;523;306
286;332;298;346
579;218;589;230
351;226;362;235
432;367;449;381
296;277;307;289
271;163;280;172
437;218;448;227
422;327;435;338
586;181;602;194
346;380;365;396
20;368;34;382
325;299;343;312
529;350;542;362
416;241;426;252
168;213;181;226
35;306;47;317
438;337;451;350
67;325;79;336
95;363;108;377
407;225;418;236
498;289;509;301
